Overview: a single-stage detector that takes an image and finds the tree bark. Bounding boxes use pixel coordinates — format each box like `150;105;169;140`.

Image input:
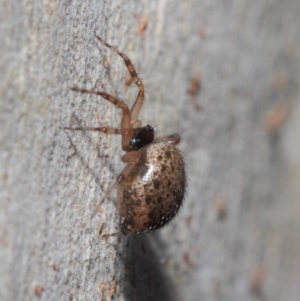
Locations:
1;1;300;300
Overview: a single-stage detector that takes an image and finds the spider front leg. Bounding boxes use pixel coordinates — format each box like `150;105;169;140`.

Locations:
94;32;145;127
64;126;123;135
67;87;133;150
93;151;141;216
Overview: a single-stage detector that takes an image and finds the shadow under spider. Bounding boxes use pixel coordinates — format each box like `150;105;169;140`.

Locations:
121;234;179;301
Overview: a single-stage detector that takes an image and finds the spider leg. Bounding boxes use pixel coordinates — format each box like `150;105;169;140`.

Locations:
93;151;141;216
70;87;132;149
94;32;145;126
153;134;181;145
64;126;124;135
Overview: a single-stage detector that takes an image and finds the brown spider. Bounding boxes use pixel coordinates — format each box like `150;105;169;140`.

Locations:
65;32;186;235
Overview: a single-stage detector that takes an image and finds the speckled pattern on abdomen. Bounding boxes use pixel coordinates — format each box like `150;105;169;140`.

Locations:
118;142;186;235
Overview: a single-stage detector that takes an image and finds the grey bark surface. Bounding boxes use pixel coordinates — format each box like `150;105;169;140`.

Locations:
1;1;300;301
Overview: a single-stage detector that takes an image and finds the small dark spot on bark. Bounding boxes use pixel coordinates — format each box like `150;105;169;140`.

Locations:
157;155;162;160
161;164;166;172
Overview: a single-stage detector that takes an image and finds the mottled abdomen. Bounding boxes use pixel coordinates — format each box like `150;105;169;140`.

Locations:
118;142;186;235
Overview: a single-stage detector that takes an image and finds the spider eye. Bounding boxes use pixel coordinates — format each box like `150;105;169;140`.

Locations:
130;125;154;150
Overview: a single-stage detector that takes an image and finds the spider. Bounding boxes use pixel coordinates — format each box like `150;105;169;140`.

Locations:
65;32;186;235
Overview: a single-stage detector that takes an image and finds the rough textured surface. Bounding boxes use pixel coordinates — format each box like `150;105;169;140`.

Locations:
1;0;300;301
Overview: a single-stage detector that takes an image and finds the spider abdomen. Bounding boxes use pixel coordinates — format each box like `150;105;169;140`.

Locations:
118;142;186;235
